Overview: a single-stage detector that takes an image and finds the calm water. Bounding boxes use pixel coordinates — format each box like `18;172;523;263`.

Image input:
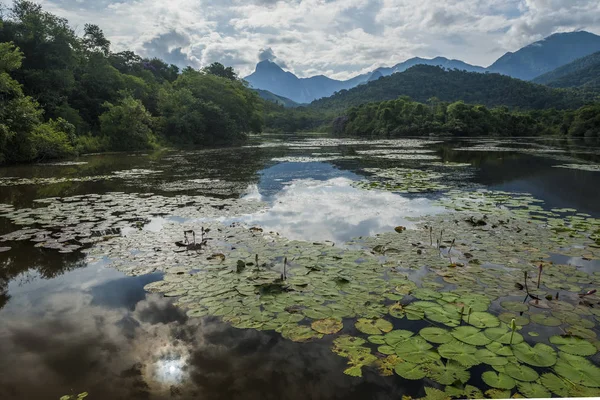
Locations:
1;135;600;400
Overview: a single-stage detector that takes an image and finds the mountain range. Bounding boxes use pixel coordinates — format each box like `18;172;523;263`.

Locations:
245;31;600;104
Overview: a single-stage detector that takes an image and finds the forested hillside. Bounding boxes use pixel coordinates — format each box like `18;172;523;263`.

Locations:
334;97;600;138
310;65;593;112
533;52;600;91
0;1;264;164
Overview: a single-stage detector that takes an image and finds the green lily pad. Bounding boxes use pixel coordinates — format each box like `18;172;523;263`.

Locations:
311;318;343;334
566;325;597;340
355;318;393;335
501;301;529;312
486;342;514;356
553;353;600;387
516;382;550;398
445;384;483;399
464;311;500;328
498;313;529;326
484;327;524;345
419;327;453;344
282;325;324;342
530;313;562;326
394;360;429;380
549;335;597;356
504;363;539;382
539;372;570;396
394;336;440;364
484;389;511;399
368;335;386;345
481;371;516;390
384;329;414;346
377;345;396;355
452;326;492;346
421;387;450;400
438;340;480;367
512;342;557;367
428;360;470;385
474;349;508;366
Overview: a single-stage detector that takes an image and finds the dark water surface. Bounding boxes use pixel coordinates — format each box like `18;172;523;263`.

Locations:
1;135;600;400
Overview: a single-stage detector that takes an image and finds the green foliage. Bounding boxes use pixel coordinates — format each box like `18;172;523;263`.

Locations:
99;96;155;151
334;96;600;138
202;62;237;80
0;1;265;164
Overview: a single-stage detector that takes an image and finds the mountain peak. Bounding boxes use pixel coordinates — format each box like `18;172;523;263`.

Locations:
255;59;284;72
489;30;600;80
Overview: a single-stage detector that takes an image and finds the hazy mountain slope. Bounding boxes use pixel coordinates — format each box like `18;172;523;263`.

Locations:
244;60;370;103
488;31;600;80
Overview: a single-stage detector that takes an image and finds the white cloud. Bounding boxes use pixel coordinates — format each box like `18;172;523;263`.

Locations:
2;0;599;79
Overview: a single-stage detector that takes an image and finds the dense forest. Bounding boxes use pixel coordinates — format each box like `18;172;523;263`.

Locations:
533;51;600;91
310;65;596;112
0;1;264;164
333;96;600;138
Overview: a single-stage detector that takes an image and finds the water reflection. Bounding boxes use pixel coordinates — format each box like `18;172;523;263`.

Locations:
238;176;444;244
0;262;407;400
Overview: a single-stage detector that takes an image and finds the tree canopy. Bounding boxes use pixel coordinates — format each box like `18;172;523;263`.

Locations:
0;0;264;164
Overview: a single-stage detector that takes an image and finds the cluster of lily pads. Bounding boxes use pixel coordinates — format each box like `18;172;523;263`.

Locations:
353;168;449;193
0;169;161;187
68;185;600;398
2;156;600;398
0;193;266;253
553;164;600;172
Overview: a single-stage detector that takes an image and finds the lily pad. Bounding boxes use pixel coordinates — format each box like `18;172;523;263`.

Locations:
553;353;600;387
311;318;343;335
438;340;480;367
501;301;529;312
384;329;414;346
530;313;562;326
474;349;508;366
452;326;492;346
355;318;393;335
481;371;516;390
504;363;539;382
428;360;470;385
394;360;429;380
486;342;514;356
549;335;597;356
512;342;557;367
484;327;524;345
419;327;453;344
464;311;500;328
394;336;440;364
516;382;550;398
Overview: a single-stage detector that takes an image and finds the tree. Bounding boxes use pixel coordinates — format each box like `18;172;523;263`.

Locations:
99;96;155;150
82;24;110;56
202;62;238;80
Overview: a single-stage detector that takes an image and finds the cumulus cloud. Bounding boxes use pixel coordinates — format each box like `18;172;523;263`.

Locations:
4;0;600;78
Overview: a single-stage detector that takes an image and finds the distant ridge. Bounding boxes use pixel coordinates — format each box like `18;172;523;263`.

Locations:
245;31;600;103
532;51;600;90
308;65;587;111
488;31;600;80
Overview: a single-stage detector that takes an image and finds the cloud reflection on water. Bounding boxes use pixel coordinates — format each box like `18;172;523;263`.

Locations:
239;177;444;244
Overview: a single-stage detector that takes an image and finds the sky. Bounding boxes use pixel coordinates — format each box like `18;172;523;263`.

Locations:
3;0;600;79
